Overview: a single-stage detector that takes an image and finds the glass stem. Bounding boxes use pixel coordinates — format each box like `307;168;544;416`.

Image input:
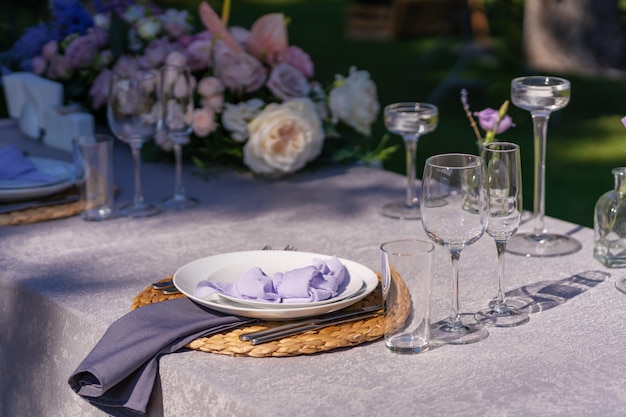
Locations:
403;136;419;208
130;143;144;207
531;112;550;236
494;240;507;309
173;142;185;198
449;248;462;327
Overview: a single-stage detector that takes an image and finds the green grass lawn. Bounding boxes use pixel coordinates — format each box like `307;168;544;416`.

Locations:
4;0;626;227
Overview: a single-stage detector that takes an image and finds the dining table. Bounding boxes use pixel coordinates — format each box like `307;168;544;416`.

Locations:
1;117;625;417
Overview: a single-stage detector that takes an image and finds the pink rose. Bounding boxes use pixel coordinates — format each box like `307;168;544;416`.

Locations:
193;107;217;137
279;46;314;78
185;38;213;72
46;55;72;80
89;27;109;49
266;63;310;101
213;44;266;94
247;13;288;65
65;35;98;69
197;76;224;97
165;51;187;67
112;55;140;76
42;41;58;60
89;68;112;110
31;56;47;75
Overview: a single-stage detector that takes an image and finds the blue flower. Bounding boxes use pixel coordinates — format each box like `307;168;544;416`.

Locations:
51;0;94;41
8;23;53;71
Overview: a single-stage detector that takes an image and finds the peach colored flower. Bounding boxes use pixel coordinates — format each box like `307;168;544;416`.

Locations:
198;2;243;55
193;107;217;137
247;13;288;65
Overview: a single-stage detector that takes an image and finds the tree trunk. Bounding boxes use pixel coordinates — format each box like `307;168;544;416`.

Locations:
524;0;626;76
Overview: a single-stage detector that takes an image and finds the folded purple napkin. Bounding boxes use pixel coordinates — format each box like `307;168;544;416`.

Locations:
68;298;255;417
0;143;58;183
195;256;349;303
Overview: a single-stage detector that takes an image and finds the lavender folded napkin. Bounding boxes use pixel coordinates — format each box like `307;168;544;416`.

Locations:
0;143;58;183
195;256;349;303
68;298;254;417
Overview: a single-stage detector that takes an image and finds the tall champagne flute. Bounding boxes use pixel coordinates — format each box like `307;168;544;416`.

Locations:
421;153;489;344
475;142;529;327
160;65;198;209
108;70;161;217
381;102;438;220
507;76;581;257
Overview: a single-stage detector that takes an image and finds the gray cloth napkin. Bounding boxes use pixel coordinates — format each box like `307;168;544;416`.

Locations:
68;298;255;417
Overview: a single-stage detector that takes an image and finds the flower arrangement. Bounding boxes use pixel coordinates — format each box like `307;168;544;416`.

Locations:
1;0;390;177
460;88;514;146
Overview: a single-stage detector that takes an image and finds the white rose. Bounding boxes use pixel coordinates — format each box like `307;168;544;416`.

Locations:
221;99;265;142
136;16;163;40
243;98;324;176
328;66;380;136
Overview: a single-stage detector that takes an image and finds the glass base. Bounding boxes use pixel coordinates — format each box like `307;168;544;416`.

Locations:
118;201;161;218
430;314;489;345
616;277;626;295
385;336;430;354
475;304;530;328
80;206;117;221
506;232;582;257
379;201;421;220
162;194;199;210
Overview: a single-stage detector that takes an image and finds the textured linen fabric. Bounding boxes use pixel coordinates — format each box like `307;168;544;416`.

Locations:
68;298;254;417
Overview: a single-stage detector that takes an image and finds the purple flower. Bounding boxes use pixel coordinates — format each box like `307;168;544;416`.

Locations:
8;23;53;70
64;35;98;69
621;116;626;128
266;63;310;101
474;108;514;134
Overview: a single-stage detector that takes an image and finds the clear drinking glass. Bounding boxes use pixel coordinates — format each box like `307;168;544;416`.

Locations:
507;76;581;257
107;70;161;218
421;153;489;344
475;142;529;327
381;102;438;220
160;65;198;209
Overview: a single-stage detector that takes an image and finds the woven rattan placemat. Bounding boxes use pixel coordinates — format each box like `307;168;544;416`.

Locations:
0;187;81;226
132;275;390;357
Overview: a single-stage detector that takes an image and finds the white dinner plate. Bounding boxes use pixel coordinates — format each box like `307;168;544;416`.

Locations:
0;157;71;190
173;250;379;320
0;158;75;202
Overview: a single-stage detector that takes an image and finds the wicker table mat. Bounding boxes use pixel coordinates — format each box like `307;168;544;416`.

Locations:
132;275;388;357
0;187;81;226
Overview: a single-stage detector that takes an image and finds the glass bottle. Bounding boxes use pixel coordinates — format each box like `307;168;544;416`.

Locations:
594;167;626;267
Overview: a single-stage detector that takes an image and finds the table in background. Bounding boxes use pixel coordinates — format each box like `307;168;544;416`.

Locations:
1;119;625;417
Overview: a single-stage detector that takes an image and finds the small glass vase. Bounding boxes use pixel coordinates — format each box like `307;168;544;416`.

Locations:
593;167;626;267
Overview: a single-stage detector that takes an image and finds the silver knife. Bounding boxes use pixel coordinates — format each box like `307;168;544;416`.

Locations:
0;195;79;214
240;304;383;345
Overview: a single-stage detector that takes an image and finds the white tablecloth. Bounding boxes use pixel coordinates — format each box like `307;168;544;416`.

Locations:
1;120;625;417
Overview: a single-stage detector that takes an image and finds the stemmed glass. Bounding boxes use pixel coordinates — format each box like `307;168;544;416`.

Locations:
381;102;438;220
421;153;489;344
160;65;198;209
507;76;581;257
475;142;530;327
107;70;161;218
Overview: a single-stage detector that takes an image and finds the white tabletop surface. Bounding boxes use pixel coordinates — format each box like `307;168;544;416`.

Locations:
1;119;625;417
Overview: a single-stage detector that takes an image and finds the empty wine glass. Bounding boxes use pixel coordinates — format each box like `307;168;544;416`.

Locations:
107;70;161;218
507;76;581;257
475;142;529;327
160;65;198;209
421;153;489;344
381;102;438;220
